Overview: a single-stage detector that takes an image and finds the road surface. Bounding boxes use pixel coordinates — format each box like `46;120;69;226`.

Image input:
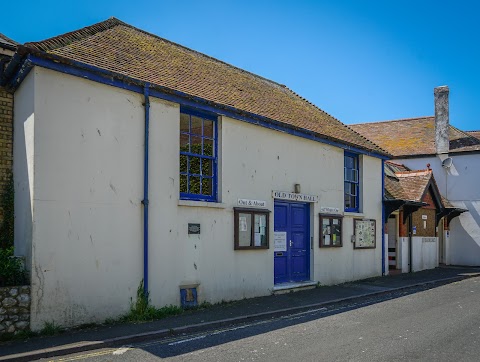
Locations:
40;277;480;361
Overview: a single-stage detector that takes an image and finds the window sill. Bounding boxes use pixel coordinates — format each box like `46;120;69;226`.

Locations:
234;246;269;250
344;211;365;217
178;200;226;209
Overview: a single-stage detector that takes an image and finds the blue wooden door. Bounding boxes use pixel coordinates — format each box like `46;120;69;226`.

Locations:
274;201;310;284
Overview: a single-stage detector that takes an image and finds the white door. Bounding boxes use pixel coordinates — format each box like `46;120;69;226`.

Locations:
387;217;398;269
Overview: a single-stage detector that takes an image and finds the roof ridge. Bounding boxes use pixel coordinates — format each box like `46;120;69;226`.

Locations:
395;170;431;177
25;17;127;52
352;116;434;126
449;124;479;140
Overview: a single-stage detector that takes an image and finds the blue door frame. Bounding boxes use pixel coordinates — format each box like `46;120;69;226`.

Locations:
274;200;310;284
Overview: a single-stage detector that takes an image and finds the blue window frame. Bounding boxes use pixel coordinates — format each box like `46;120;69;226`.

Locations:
344;152;359;212
180;108;217;201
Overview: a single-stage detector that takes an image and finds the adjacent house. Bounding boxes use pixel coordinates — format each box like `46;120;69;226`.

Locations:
383;161;463;273
1;18;389;330
352;86;479;266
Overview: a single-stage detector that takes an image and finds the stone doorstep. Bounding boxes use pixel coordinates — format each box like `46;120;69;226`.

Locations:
272;281;318;295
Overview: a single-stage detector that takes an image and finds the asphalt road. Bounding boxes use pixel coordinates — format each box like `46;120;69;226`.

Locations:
41;277;480;362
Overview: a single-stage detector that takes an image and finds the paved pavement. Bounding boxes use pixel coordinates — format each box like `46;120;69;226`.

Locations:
1;266;480;361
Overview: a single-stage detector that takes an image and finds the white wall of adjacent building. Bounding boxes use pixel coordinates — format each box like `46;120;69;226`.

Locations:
393;237;438;273
14;66;384;330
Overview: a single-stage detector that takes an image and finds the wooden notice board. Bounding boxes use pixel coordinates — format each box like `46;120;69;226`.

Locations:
354;219;376;249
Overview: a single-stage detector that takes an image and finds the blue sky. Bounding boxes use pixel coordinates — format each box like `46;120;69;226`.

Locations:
2;1;479;130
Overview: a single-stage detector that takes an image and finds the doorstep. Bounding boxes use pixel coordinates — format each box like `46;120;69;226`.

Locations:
272;280;317;294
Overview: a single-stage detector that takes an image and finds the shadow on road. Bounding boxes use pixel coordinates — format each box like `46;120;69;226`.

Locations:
132;277;476;359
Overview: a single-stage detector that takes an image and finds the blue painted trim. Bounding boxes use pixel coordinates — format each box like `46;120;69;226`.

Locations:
306;202;311;280
180;106;218;121
213;111;219;202
28;54;144;94
381;159;385;276
7;57;34;90
344;151;360;213
179;108;218;202
273;200;310;283
143;85;150;296
19;54;389;160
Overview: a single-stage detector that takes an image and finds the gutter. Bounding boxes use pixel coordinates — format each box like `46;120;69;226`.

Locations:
142;85;150;295
381;160;385;276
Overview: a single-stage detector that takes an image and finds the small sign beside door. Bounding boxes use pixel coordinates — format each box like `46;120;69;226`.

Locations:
237;198;267;208
274;231;287;252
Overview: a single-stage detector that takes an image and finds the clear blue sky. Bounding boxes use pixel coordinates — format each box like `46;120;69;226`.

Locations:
2;1;479;130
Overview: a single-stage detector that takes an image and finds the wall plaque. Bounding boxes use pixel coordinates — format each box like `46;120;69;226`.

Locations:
188;223;201;235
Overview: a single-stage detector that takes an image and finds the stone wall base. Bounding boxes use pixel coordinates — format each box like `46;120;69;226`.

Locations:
0;285;30;334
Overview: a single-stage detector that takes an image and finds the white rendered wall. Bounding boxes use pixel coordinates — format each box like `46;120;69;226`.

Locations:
13;71;35;267
411;237;438;271
21;67;384;329
398;154;480;266
148;113;384;307
397;236;438;272
25;68;144;330
399;237;409;273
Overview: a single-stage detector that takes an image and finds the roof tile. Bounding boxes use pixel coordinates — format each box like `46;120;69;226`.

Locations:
351;117;480;157
384;162;431;201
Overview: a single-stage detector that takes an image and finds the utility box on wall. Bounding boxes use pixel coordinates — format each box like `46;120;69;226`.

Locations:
179;284;198;308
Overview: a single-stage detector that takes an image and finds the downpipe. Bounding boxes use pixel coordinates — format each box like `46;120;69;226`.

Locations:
142;84;150;295
381;160;385;276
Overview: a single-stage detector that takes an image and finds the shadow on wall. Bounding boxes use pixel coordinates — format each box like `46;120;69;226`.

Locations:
451;201;480;266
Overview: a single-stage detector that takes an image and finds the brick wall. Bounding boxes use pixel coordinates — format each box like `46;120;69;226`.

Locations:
0;86;13;223
398;189;439;238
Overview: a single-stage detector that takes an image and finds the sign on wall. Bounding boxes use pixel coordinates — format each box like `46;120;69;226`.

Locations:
237;199;267;208
320;206;340;214
272;191;318;202
354;219;376;249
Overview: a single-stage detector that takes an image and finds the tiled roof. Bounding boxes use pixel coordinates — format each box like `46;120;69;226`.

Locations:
23;18;385;155
385;161;410;173
467;131;480;140
384;161;458;211
350;116;480;157
385;168;432;202
441;196;454;209
0;33;18;49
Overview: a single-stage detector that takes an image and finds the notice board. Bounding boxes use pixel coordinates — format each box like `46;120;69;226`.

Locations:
354;219;376;249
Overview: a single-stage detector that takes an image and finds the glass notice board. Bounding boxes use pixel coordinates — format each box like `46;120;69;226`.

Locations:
354;219;376;249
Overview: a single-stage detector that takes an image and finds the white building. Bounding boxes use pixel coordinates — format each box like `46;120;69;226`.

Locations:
2;18;388;330
352;86;478;267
